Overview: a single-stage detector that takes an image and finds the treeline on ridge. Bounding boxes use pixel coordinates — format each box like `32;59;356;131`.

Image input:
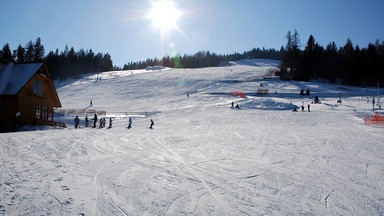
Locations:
122;48;281;70
1;34;384;87
0;38;281;80
280;30;384;86
0;38;114;81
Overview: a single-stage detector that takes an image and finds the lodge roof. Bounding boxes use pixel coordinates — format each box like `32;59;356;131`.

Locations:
0;62;43;95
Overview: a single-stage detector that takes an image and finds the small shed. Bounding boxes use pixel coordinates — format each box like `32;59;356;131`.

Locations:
0;62;62;132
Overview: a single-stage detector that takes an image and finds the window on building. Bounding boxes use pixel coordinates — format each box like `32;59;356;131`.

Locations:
33;79;42;96
42;106;48;120
35;105;42;119
35;105;49;121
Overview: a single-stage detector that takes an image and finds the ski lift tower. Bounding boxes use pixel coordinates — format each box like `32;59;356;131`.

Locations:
378;82;381;110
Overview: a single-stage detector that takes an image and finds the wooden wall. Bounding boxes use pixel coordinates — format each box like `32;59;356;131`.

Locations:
1;72;59;132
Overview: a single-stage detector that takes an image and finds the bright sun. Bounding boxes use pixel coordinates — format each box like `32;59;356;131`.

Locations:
148;1;181;31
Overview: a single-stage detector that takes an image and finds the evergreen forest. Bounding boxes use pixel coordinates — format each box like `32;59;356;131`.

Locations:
280;30;384;86
1;33;384;86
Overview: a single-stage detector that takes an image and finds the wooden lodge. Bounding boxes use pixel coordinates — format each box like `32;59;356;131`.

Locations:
0;62;62;132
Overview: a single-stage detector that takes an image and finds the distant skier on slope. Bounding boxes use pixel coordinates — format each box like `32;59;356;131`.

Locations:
99;118;106;128
85;115;89;127
149;119;154;129
93;114;98;128
108;118;113;129
127;117;132;129
99;118;103;128
74;116;80;129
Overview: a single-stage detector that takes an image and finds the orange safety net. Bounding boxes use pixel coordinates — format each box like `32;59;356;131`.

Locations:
364;114;384;125
231;91;247;98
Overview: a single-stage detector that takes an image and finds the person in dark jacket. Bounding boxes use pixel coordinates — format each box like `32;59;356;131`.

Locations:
93;114;98;128
74;116;80;129
85;115;89;127
108;118;113;129
127;117;132;129
149;119;154;129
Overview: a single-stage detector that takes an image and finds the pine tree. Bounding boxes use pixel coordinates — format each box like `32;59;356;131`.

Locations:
350;45;363;85
15;45;26;63
341;38;355;84
313;42;325;80
281;30;301;80
364;42;383;85
34;37;45;62
324;42;338;82
1;43;14;63
302;35;316;81
25;41;35;63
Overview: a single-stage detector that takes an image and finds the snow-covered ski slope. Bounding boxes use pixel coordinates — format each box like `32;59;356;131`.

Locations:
1;59;384;215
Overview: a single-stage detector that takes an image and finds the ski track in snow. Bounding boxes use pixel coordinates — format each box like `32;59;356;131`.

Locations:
1;59;384;215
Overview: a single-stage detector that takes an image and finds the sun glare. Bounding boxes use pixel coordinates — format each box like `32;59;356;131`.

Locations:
148;1;181;31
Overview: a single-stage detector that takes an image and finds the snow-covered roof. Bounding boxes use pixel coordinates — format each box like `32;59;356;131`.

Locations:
0;62;43;95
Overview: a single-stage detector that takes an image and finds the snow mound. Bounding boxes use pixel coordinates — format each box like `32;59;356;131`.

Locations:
145;65;168;71
241;97;298;110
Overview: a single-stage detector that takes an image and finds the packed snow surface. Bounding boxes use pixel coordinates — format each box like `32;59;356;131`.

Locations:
1;59;384;215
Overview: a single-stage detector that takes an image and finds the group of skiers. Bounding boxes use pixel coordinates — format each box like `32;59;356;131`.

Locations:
231;101;240;109
73;114;154;129
292;103;311;112
74;114;112;129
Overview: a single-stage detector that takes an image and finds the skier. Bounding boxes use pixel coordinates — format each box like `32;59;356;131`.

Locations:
127;117;132;129
93;114;98;128
74;116;80;129
108;118;113;129
301;105;304;111
231;101;234;109
149;119;154;129
85;115;89;127
307;104;311;112
373;98;375;111
99;118;106;128
99;118;103;128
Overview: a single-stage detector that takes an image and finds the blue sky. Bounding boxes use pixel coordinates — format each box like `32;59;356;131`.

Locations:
1;0;383;67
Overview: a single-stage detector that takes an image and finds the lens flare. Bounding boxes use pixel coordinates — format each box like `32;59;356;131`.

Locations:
148;1;181;32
